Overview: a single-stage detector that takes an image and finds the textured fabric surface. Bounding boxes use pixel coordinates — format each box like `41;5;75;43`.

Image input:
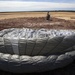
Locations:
0;28;75;55
0;28;75;73
0;51;74;73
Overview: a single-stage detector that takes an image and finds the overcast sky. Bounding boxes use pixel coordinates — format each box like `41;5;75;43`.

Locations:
0;0;75;12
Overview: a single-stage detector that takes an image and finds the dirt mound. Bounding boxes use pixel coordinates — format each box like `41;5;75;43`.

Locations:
0;17;75;30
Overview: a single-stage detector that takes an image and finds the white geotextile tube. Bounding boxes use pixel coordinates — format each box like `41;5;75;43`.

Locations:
0;28;75;73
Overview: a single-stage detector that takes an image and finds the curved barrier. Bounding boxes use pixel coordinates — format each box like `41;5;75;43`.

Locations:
0;28;75;73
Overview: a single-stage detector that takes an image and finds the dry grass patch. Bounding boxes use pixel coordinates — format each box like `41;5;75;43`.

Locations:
0;12;75;20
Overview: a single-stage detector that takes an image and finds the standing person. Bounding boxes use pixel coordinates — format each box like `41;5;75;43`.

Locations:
46;12;50;20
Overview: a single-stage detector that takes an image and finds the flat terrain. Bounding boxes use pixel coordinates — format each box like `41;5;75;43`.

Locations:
0;12;75;20
0;12;75;30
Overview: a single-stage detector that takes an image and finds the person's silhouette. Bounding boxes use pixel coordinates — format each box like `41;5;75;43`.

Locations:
46;12;50;20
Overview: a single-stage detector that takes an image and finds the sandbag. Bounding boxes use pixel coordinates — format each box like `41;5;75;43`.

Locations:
0;28;75;73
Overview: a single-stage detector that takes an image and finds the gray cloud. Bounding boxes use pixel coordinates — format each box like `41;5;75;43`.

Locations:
0;1;75;12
